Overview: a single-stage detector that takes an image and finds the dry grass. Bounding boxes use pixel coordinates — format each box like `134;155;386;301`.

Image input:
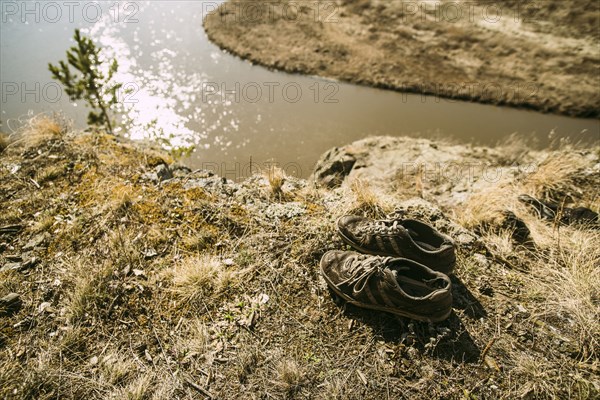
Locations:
31;213;56;234
35;165;65;184
11;114;69;148
455;183;517;227
348;178;392;218
181;319;211;356
496;132;538;165
0;133;8;153
273;358;308;396
530;228;600;359
523;151;589;199
65;257;113;323
458;147;594;229
265;165;286;198
170;254;236;302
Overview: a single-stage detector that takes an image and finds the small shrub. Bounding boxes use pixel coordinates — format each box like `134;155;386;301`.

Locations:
49;29;121;134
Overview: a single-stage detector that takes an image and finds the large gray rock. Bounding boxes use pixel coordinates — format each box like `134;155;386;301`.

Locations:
311;136;529;208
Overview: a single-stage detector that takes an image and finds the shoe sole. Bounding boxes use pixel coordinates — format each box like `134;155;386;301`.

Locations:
320;258;452;323
336;217;454;275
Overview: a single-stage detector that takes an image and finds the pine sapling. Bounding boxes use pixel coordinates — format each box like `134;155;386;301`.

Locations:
49;29;122;134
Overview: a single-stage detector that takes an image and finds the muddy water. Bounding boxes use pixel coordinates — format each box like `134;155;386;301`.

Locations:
1;1;598;179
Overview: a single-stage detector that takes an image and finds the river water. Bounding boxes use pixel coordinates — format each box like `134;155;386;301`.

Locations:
1;1;598;178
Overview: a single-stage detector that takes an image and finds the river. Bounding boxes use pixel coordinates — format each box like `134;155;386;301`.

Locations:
1;0;598;179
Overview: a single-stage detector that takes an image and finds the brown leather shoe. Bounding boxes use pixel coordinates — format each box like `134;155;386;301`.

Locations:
320;251;452;322
337;215;456;274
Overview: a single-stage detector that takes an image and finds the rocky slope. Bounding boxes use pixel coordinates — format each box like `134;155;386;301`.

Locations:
1;119;599;399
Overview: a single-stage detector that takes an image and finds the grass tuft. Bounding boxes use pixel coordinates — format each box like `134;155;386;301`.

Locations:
531;228;600;359
15;114;69;147
265;165;286;198
349;178;392;218
523;152;588;199
274;358;307;396
0;132;9;153
66;258;113;323
171;254;236;301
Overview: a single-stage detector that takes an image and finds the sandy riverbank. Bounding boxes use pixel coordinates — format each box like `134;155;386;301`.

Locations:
204;0;600;118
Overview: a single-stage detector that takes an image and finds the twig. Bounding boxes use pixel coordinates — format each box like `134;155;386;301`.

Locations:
487;251;529;274
480;337;496;363
184;377;214;399
29;178;41;189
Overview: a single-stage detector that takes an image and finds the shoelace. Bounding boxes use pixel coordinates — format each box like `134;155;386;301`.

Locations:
338;255;394;289
363;219;405;235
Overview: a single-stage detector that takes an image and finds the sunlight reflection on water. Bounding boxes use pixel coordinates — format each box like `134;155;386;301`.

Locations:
85;2;216;150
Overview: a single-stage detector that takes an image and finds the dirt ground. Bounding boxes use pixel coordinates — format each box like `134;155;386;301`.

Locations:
204;0;600;118
1;117;599;399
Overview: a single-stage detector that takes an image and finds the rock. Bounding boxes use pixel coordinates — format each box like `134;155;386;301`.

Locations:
2;256;40;272
141;164;173;183
264;202;306;220
500;211;532;244
142;248;158;259
155;164;173;182
183;173;238;196
38;302;57;314
0;293;22;316
1;262;22;272
132;269;146;277
311;136;526;211
312;147;356;188
141;171;159;182
171;165;192;177
23;233;49;251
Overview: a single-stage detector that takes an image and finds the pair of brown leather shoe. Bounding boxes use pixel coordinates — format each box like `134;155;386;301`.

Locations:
320;216;456;322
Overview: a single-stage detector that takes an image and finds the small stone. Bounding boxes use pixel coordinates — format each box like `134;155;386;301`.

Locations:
516;304;528;314
23;233;49;251
257;293;270;304
223;258;235;266
37;302;57;314
143;248;158;259
23;257;40;269
38;302;52;313
132;269;145;277
90;356;99;365
141;172;159;182
1;262;22;272
155;164;173;182
0;293;22;315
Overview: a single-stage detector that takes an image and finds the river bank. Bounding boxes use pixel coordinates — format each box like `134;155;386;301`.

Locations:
1;118;599;398
204;0;600;118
